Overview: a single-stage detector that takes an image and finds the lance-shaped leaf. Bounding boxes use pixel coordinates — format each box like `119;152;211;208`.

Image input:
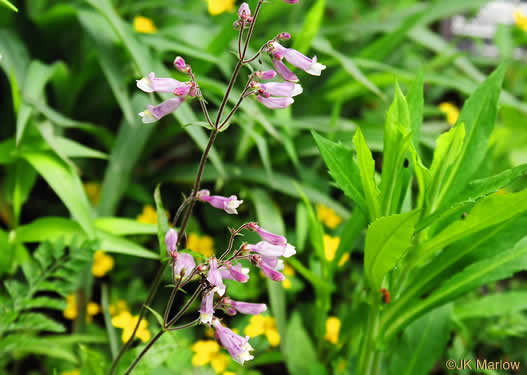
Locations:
353;127;381;220
364;209;420;290
312;131;368;215
416;189;527;265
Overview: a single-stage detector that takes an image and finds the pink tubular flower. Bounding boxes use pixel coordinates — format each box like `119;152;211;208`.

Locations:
139;97;185;123
255;70;277;80
223;297;267;315
220;262;250;283
207;258;226;296
213;318;254;364
197;189;243;215
247;241;296;258
174;56;190;73
272;59;299;83
253;255;285;281
248;223;287;246
136;72;190;95
271;41;326;79
283;0;299;3
174;253;196;279
259;82;303;97
199;291;214;325
256;96;294;109
165;229;178;257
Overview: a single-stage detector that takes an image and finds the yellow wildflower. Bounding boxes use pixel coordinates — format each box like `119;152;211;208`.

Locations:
83;182;101;205
282;264;295;289
63;294;100;322
133;16;157;34
187;233;215;257
111;311;151;343
245;315;280;347
316;204;342;229
137;204;158;224
338;253;350;268
438;102;459;126
61;370;80;375
223;372;237;375
191;340;230;373
92;250;114;277
109;299;128;316
324;316;341;344
207;0;236;16
324;235;341;262
514;9;527;32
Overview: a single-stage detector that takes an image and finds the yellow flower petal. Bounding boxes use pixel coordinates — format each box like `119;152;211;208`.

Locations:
207;0;236;16
338;253;350;268
245;315;266;337
514;9;527;32
211;353;230;373
133;16;157;34
63;294;78;320
192;340;220;366
137;204;158;224
87;302;101;316
265;328;281;347
324;235;341;262
324;316;341;344
223;372;237;375
112;311;133;329
317;204;342;229
92;250;115;277
282;278;292;289
187;233;215;257
438;102;459;126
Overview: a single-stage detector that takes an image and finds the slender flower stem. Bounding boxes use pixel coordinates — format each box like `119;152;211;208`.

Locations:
199;97;214;128
124;330;164;375
166;317;200;331
219;223;252;261
166;284;204;327
219;87;251;130
163;276;182;326
108;262;168;375
238;21;245;60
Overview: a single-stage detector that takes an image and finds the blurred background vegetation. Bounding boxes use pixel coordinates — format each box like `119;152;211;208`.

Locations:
1;0;527;374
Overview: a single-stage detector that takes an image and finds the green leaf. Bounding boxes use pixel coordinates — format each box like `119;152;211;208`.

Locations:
417;189;527;264
284;313;323;375
22;151;95;238
94;217;157;235
454;291;527;320
312;131;367;215
386;239;527;340
437;64;507;208
144;305;164;327
364;210;420;290
80;345;107;375
389;304;453;375
353;127;381;220
0;0;17;12
292;0;326;54
406;70;424;152
427;124;466;208
5;313;65;333
154;185;170;259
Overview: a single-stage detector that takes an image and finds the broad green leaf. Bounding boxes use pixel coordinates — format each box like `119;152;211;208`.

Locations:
312;131;366;215
386;239;527;340
454;291;527;320
292;0;326;54
364;210;420;290
0;0;17;12
94;217;157;235
13;217;158;260
353;127;381;220
285;313;323;375
0;29;29;97
154;185;170;259
436;64;507;208
389;304;452;375
417;189;527;264
379;83;412;216
427;124;466;209
22;151;95;237
8;160;37;225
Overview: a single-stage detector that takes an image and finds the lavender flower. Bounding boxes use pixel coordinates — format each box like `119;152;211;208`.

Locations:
247;241;296;258
255;70;277;80
255;96;294;109
174;253;196;279
136;72;190;95
207;258;226;296
139;97;185;123
248;223;287;246
252;255;285;281
223;298;267;315
270;41;326;80
174;56;190;73
220;262;250;283
283;0;299;3
213;318;254;364
272;59;299;83
259;82;303;97
199;291;214;325
165;229;178;257
197;189;243;215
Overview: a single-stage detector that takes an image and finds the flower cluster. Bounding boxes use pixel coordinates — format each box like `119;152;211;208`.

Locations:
164;191;296;365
